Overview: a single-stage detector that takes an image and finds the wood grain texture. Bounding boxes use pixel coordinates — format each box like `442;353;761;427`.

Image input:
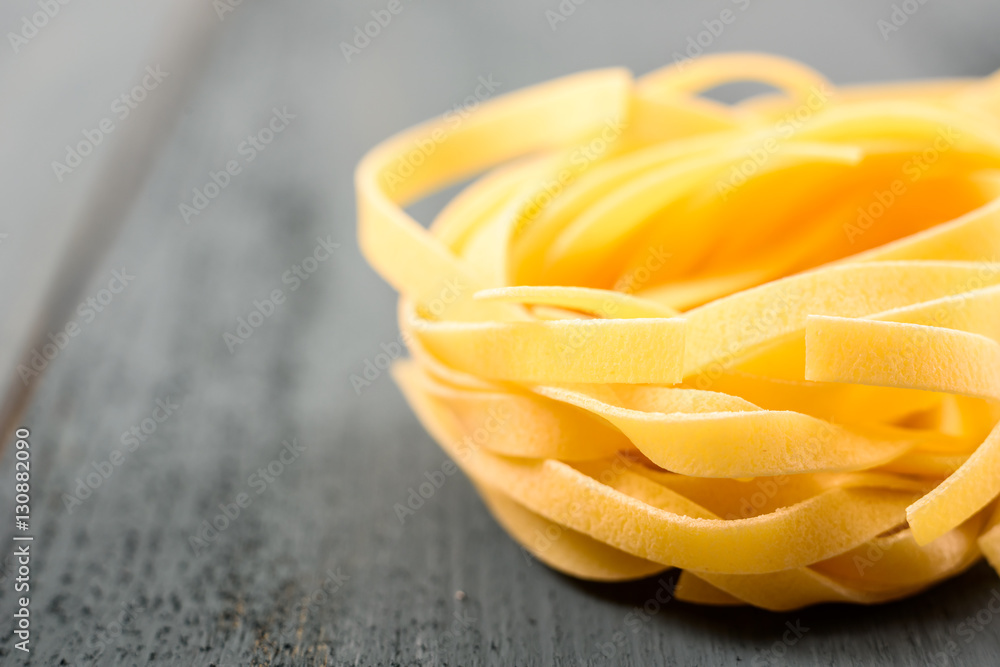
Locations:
2;1;1000;665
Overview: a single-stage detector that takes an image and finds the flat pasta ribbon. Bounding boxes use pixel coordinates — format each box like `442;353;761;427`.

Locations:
356;53;1000;609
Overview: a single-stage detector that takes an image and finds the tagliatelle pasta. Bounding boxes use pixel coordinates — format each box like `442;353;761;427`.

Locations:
356;53;1000;610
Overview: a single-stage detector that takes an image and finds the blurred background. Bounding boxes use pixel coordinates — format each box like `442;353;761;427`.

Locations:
1;1;1000;665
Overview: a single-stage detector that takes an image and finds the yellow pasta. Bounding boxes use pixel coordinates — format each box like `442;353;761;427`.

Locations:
356;53;1000;609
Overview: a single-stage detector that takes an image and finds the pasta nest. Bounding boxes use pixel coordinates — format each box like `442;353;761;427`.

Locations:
356;53;1000;609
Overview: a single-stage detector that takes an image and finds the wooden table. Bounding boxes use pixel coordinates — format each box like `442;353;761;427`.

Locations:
2;1;1000;664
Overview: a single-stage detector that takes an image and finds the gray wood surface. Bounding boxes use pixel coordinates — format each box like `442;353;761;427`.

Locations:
2;1;1000;665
